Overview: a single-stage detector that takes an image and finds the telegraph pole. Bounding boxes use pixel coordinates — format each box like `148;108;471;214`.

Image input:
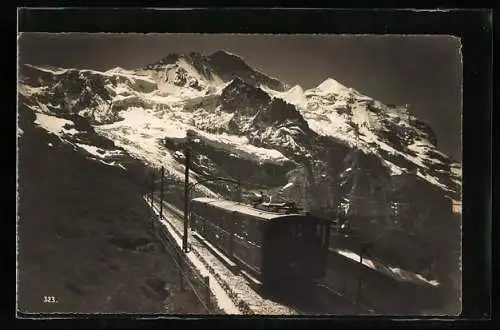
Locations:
150;170;155;231
145;168;150;220
150;170;155;211
178;130;240;252
183;144;190;252
159;166;164;220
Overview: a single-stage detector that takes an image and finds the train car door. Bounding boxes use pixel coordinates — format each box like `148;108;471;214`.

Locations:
291;217;330;281
262;220;293;286
314;219;330;278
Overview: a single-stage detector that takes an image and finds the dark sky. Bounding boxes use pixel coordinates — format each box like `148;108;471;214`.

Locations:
18;33;462;162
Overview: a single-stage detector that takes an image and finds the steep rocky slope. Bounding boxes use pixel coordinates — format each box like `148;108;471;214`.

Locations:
17;105;207;314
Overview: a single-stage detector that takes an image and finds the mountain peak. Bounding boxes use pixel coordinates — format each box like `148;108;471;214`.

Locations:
142;50;288;92
288;84;304;94
280;84;307;107
145;53;182;68
105;66;127;74
209;50;243;60
316;77;351;94
221;76;271;107
208;50;249;70
207;51;288;92
157;52;205;64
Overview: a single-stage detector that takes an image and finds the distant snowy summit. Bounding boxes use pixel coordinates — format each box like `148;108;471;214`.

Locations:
140;50;289;93
315;77;352;94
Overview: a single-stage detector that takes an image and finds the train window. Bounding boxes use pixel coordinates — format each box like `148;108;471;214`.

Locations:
219;213;226;229
214;208;222;227
225;213;233;231
247;218;257;241
233;212;239;229
229;212;235;234
240;215;248;238
233;214;241;234
243;219;249;235
247;220;255;242
227;212;234;232
203;205;210;220
250;221;260;244
212;206;219;224
210;207;218;226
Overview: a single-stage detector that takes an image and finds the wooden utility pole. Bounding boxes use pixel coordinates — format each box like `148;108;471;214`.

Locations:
300;164;310;214
159;166;164;220
150;171;155;210
145;169;151;220
150;170;155;231
183;145;190;252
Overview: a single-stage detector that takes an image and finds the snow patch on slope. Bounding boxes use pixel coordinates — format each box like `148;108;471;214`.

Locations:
195;130;290;165
99;106;290;170
24;64;69;75
92;107;214;196
335;249;440;287
34;112;79;137
32;112;129;171
75;143;124;159
263;84;307;109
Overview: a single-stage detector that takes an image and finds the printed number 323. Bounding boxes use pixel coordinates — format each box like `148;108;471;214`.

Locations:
43;296;57;303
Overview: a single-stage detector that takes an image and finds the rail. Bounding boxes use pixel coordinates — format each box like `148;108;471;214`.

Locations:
153;222;213;313
147;198;218;313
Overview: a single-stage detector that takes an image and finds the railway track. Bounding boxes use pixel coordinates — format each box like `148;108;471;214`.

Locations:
263;279;374;315
310;282;376;315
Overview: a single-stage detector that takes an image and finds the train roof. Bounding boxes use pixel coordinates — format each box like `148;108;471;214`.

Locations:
191;197;303;221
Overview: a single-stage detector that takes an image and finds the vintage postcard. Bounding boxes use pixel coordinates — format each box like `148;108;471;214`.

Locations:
17;33;462;316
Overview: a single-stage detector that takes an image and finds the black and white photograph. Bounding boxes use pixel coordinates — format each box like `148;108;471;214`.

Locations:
17;33;462;316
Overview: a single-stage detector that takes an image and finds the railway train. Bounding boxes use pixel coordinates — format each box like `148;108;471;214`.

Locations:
189;197;331;288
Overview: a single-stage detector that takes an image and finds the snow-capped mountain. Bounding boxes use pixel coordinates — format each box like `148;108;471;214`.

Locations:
140;50;288;92
18;50;461;232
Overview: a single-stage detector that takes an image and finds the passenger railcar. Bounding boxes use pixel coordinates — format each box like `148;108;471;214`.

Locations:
189;197;330;287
